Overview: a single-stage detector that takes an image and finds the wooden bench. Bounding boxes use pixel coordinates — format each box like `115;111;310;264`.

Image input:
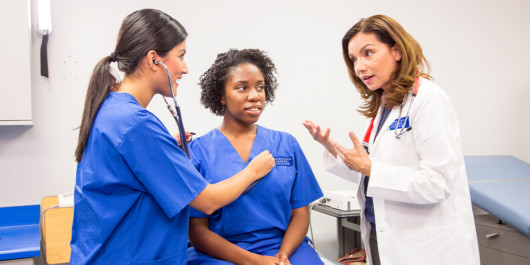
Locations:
40;196;73;265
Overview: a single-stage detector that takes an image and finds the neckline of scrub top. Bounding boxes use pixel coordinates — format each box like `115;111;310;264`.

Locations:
213;125;262;165
109;91;141;106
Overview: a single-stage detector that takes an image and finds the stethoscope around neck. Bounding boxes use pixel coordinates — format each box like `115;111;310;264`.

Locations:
362;74;420;153
153;59;190;158
394;74;420;139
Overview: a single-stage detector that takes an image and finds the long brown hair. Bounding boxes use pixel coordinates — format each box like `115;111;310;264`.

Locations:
75;9;188;162
341;14;431;118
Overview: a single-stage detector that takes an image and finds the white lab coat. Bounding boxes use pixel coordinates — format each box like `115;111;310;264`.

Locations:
324;78;480;265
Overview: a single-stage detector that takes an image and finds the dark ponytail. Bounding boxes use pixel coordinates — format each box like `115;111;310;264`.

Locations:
75;56;117;162
75;9;188;162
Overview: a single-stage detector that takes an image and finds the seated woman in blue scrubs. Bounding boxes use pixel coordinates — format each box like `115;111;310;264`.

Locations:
71;10;275;265
187;49;324;265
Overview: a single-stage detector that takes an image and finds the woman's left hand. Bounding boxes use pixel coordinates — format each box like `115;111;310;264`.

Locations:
335;131;372;176
173;131;194;146
274;253;291;265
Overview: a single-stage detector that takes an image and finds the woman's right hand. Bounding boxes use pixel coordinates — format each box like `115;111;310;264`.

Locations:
302;120;337;157
190;151;274;215
246;150;275;180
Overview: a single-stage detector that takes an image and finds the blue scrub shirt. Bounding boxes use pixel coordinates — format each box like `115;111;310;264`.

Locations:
70;92;208;265
187;126;323;263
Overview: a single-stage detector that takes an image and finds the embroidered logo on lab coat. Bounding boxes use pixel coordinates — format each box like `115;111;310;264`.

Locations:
389;116;410;131
275;156;293;166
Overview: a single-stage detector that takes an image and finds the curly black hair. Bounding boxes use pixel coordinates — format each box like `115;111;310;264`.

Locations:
199;49;278;116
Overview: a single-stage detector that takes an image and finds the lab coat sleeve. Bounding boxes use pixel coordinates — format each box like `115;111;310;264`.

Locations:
322;149;363;184
368;85;462;204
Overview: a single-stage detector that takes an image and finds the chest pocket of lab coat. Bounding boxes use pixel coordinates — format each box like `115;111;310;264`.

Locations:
376;130;418;165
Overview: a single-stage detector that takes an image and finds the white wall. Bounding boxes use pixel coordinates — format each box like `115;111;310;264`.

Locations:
0;0;529;260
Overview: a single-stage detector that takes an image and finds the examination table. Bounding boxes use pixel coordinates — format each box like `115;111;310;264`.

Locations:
465;155;530;264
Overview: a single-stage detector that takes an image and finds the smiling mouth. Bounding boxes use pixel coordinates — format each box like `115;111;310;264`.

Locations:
245;106;262;113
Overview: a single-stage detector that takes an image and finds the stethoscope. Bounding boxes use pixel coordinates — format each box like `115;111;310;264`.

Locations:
362;74;420;153
153;59;190;158
394;74;420;139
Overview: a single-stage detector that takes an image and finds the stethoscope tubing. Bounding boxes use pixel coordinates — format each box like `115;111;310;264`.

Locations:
158;61;190;158
394;75;420;139
394;94;415;139
363;74;420;150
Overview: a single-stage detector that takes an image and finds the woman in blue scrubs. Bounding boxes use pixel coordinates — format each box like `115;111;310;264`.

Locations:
71;10;275;265
187;49;324;265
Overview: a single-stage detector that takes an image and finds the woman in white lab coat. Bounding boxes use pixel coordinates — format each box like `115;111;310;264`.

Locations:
303;15;480;265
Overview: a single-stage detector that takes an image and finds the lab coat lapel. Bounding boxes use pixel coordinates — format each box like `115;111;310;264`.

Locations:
371;90;414;153
370;106;400;154
369;106;384;153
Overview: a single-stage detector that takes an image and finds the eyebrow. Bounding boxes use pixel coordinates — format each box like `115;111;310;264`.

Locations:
232;80;265;84
350;43;374;58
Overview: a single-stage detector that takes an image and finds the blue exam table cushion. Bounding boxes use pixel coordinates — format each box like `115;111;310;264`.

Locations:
0;205;40;260
0;225;40;260
465;156;530;238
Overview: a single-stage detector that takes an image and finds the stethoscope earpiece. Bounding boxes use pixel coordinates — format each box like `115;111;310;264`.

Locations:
156;58;190;158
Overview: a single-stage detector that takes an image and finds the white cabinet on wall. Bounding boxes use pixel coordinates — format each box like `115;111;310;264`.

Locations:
0;0;32;125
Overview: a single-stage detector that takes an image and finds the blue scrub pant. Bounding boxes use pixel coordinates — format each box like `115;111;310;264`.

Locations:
187;241;323;265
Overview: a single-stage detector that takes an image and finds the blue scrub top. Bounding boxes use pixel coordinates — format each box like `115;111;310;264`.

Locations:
70;92;208;265
189;126;323;247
